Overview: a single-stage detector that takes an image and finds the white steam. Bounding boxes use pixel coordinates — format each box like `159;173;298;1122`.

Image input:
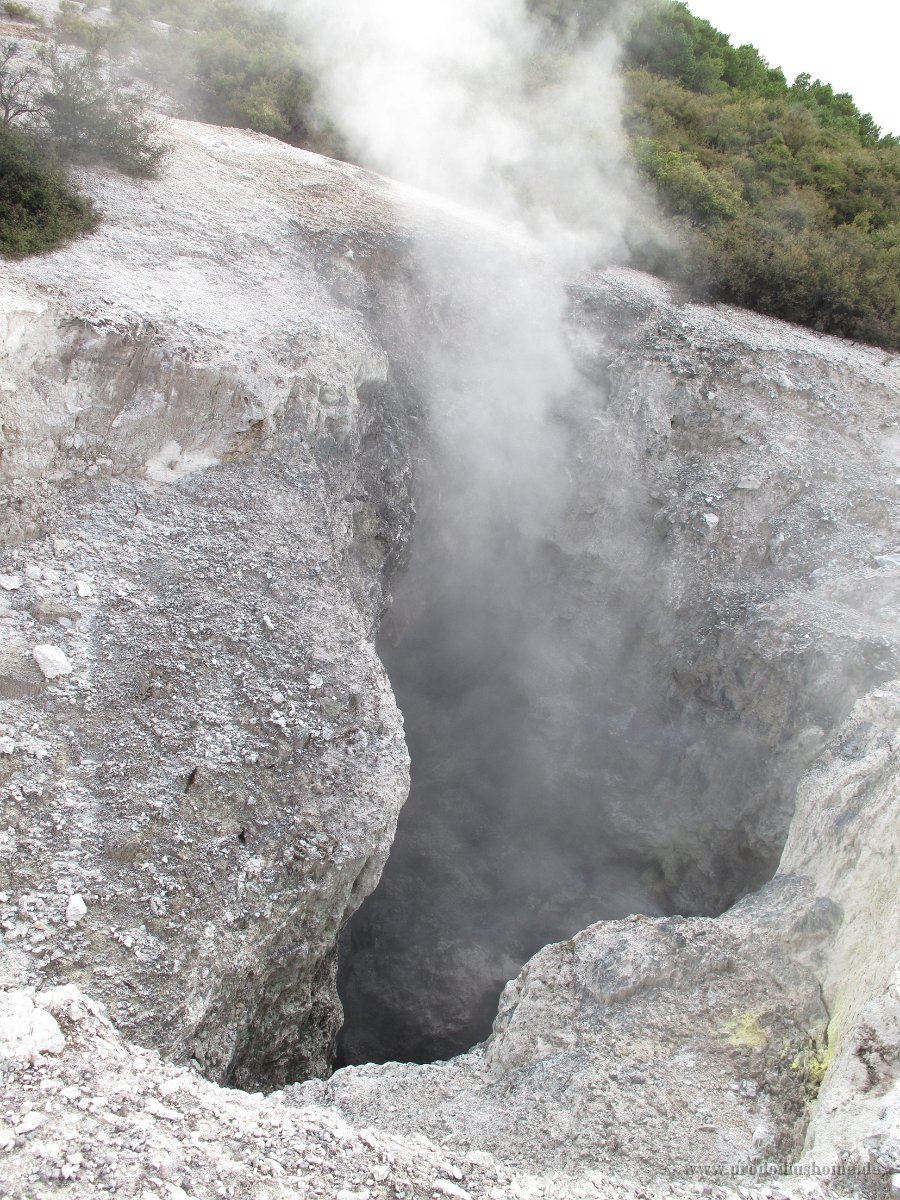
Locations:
293;0;637;263
287;0;662;1062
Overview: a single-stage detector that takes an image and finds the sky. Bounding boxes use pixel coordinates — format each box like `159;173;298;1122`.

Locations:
684;0;900;136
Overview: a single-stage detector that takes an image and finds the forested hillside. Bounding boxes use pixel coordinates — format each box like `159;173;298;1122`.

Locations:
2;0;897;349
618;2;900;350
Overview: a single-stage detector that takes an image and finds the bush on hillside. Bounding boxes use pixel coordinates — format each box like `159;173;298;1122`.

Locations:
2;1;41;22
39;46;168;175
0;123;96;256
0;35;166;259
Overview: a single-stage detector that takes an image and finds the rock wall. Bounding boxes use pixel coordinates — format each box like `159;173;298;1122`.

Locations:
299;689;900;1186
0;121;420;1087
338;257;900;1062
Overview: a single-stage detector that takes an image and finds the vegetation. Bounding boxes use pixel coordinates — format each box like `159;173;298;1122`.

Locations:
103;0;336;150
0;122;96;256
526;0;899;348
2;1;41;21
0;34;164;257
616;0;900;349
40;45;167;174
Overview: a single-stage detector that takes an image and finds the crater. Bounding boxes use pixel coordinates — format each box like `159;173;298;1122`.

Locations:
334;291;896;1069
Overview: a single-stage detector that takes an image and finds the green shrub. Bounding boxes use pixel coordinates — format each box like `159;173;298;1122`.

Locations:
40;47;168;176
0;123;96;256
104;0;339;152
2;2;40;22
53;1;117;51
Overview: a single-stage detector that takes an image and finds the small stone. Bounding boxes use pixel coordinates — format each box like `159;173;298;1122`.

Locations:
15;1112;47;1135
735;476;762;490
25;565;42;581
752;1124;770;1149
144;1096;181;1121
65;894;87;924
0;574;22;591
465;1150;494;1168
702;513;720;529
261;613;274;631
434;1182;472;1200
0;737;15;756
33;645;73;680
272;691;285;705
75;579;95;599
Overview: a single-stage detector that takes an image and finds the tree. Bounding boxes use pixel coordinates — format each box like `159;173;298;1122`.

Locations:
39;46;168;176
0;39;40;127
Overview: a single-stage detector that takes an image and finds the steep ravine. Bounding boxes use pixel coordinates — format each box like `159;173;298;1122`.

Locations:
337;262;900;1065
1;120;898;1197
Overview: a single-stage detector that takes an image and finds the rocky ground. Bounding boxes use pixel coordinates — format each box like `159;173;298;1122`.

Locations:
1;111;898;1200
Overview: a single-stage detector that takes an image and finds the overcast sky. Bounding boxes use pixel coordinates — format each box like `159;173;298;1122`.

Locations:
684;0;900;135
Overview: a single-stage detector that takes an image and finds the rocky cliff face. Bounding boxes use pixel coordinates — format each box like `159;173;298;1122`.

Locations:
0;122;419;1088
0;117;898;1199
339;259;900;1062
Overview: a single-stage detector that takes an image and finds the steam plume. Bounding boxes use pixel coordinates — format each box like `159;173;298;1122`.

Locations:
293;0;638;263
286;0;672;1063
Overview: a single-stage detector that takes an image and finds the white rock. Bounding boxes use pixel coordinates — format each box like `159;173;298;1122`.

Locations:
735;476;762;490
37;984;84;1017
0;737;15;755
434;1182;472;1200
65;894;87;924
465;1150;494;1168
15;1112;47;1135
752;1123;770;1149
0;574;22;591
702;513;720;529
144;1096;181;1121
0;991;66;1060
75;579;96;598
32;645;73;680
29;1009;66;1056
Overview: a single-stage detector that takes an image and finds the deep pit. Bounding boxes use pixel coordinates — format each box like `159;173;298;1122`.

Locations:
338;524;788;1065
334;297;890;1067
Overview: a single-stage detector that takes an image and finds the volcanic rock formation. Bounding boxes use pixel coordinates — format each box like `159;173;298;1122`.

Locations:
0;118;897;1199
